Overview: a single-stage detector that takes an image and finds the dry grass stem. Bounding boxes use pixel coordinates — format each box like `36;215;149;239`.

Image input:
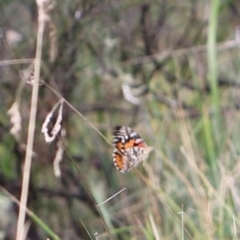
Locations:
121;39;239;66
97;188;127;207
20;221;31;240
134;169;194;239
0;59;34;66
232;215;237;239
149;213;160;240
16;0;47;239
1;187;61;240
49;19;57;62
79;218;94;240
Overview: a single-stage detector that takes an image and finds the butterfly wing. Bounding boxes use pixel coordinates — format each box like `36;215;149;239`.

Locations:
112;126;152;173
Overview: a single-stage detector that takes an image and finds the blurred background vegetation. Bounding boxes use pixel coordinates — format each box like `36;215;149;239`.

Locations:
1;0;240;239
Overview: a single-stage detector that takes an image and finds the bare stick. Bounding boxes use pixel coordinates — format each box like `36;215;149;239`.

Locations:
16;1;45;239
97;188;127;207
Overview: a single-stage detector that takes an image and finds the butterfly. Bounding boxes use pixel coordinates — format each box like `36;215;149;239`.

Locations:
112;126;153;173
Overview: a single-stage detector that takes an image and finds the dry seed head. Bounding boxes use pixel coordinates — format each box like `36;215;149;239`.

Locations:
7;102;22;141
53;128;65;178
41;99;63;143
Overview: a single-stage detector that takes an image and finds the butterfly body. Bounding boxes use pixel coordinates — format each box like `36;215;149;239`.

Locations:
112;126;153;173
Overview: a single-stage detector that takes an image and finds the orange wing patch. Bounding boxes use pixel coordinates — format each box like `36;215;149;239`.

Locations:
113;152;124;170
124;139;136;149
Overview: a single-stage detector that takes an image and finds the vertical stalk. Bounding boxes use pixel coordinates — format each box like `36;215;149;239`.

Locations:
16;1;44;239
208;0;221;124
206;0;221;183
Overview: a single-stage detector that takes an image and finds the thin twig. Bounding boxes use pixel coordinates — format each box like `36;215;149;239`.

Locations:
121;39;239;66
97;188;127;207
0;59;34;66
